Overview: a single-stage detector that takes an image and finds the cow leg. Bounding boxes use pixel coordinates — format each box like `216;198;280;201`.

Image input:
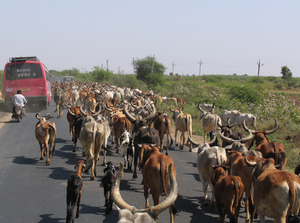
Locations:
115;137;120;153
39;142;44;160
45;143;50;165
174;128;178;147
257;212;266;223
200;174;210;205
217;204;225;223
144;186;150;209
166;134;170;156
159;133;164;153
133;152;138;178
101;149;107;166
180;132;185;150
104;189;109;214
90;159;95;180
76;191;81;218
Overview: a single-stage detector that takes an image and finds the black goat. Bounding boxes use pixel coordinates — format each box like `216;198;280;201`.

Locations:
66;160;85;223
101;161;116;214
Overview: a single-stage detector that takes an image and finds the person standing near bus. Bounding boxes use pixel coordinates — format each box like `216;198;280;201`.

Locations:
12;90;27;117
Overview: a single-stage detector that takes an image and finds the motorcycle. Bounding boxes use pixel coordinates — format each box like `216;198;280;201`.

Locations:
12;106;24;122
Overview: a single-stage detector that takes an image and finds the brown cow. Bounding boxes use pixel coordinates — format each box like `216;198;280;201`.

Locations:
111;115;131;153
212;165;244;223
35;113;56;165
138;144;177;223
153;110;173;155
245;157;300;223
66;104;81;140
246;119;287;170
227;151;265;223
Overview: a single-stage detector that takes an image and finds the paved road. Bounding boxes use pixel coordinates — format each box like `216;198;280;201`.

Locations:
0;102;271;223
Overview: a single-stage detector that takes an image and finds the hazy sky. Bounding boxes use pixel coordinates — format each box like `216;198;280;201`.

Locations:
1;1;299;77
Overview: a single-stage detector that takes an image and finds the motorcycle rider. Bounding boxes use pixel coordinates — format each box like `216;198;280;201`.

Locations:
12;90;27;118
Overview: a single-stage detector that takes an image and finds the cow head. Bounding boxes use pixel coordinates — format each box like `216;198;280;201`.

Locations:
188;134;218;154
35;113;51;122
198;101;215;120
112;162;178;223
170;108;183;121
245;119;278;149
124;103;156;135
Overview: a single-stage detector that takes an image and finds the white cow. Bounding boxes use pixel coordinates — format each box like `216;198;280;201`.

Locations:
198;102;222;143
230;113;257;130
189;135;227;208
220;110;241;125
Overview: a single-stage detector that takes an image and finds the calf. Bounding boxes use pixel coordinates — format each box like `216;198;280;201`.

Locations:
212;165;244;223
66;160;85;223
101;161;116;214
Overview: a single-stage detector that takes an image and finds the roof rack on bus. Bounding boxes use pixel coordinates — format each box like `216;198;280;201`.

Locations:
9;56;40;63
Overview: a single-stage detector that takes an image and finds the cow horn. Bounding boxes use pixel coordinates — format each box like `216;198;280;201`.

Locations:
68;107;75;116
111;162;138;212
105;103;112;112
170;108;174;112
149;163;178;217
188;135;200;147
46;113;51;120
265;119;278;135
35;113;42;120
64;102;71;108
124;104;136;123
207;134;217;146
242;119;255;134
79;104;87;116
244;156;257;167
144;104;156;123
240;130;253;144
208;101;215;113
198;102;205;113
91;103;101;117
220;132;235;144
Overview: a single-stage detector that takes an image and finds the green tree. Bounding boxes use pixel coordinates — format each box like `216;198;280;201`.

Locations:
92;66;114;82
132;56;166;81
281;66;292;80
145;72;166;87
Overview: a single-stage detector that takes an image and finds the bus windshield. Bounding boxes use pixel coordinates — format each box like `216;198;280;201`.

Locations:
5;63;43;80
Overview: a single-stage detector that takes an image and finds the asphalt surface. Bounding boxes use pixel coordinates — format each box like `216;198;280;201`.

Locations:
0;102;272;223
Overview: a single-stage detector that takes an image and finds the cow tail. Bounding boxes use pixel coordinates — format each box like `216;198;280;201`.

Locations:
161;163;177;215
287;179;297;215
187;115;192;138
233;179;240;212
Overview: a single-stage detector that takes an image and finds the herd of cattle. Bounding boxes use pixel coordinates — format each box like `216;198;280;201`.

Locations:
33;81;300;223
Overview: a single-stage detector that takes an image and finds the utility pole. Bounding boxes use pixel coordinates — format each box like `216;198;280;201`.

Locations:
151;55;155;73
198;60;203;84
256;59;264;87
106;59;109;71
171;61;176;82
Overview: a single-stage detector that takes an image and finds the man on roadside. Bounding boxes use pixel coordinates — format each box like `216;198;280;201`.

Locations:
12;90;27;117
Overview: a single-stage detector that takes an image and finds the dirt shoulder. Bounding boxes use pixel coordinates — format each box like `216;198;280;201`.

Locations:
0;111;12;130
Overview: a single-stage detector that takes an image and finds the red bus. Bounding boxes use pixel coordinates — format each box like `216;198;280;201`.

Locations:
3;56;52;109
